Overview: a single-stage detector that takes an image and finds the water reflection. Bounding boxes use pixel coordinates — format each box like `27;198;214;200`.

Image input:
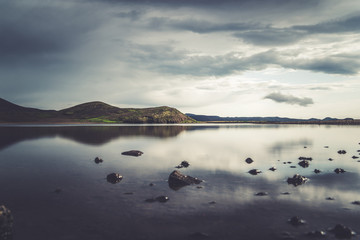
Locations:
1;124;360;239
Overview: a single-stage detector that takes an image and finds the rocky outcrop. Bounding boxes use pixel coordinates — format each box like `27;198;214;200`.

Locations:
168;170;202;190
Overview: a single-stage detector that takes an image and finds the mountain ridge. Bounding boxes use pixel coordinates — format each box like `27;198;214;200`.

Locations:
0;98;195;123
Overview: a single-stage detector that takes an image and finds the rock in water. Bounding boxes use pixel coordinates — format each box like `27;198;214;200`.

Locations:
298;160;309;168
334;168;346;174
287;216;306;226
287;174;308;186
106;173;123;184
121;150;143;157
0;205;13;240
245;158;254;164
337;150;347;154
175;160;190;168
168;170;202;190
94;157;103;164
328;224;356;238
248;169;261;175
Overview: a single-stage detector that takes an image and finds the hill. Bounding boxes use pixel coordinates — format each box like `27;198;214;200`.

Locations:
186;113;359;125
0;98;196;123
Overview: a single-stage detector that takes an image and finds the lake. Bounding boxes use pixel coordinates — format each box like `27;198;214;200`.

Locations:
0;124;360;240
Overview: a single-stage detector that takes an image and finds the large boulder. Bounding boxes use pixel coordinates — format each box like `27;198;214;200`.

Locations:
0;205;13;240
168;170;202;190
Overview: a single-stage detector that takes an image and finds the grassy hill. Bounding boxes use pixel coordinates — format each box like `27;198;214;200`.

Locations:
0;98;196;123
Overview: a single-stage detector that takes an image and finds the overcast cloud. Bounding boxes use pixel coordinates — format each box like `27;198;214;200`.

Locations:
1;0;360;118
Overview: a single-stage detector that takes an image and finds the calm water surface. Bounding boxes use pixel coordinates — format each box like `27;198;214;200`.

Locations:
1;124;360;240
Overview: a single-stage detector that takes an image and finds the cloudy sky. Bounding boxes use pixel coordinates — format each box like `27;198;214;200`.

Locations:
1;0;360;118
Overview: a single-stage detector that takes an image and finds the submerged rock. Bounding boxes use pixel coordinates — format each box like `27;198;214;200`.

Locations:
334;168;346;174
306;230;326;238
351;201;360;205
288;216;306;226
245;158;254;164
298;160;310;168
168;170;202;190
248;169;261;175
287;174;308;186
328;224;356;239
94;157;103;164
106;173;123;184
0;205;13;240
121;150;143;157
314;169;321;174
326;197;335;201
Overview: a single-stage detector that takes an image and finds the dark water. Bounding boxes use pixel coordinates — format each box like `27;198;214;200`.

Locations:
0;124;360;240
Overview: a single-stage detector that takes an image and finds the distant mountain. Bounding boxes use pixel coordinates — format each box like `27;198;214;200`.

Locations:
0;98;195;123
186;113;356;124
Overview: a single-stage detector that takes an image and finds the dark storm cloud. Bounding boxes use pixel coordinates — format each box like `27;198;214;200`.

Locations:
264;92;314;106
0;1;101;61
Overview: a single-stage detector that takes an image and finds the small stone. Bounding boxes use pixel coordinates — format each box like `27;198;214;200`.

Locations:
337;150;347;154
314;169;321;174
352;155;359;159
94;157;103;164
121;150;143;157
248;169;261;175
334;168;346;174
298;160;309;168
245;158;254;164
176;160;190;168
155;196;169;203
287;174;308;186
328;224;356;239
149;183;155;186
106;173;123;184
255;192;268;196
269;167;277;171
288;216;306;226
290;166;296;168
287;161;292;164
324;146;329;148
196;186;203;189
328;158;333;161
281;192;291;195
326;197;335;200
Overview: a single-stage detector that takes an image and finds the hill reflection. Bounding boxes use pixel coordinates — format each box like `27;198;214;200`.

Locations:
0;125;195;150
